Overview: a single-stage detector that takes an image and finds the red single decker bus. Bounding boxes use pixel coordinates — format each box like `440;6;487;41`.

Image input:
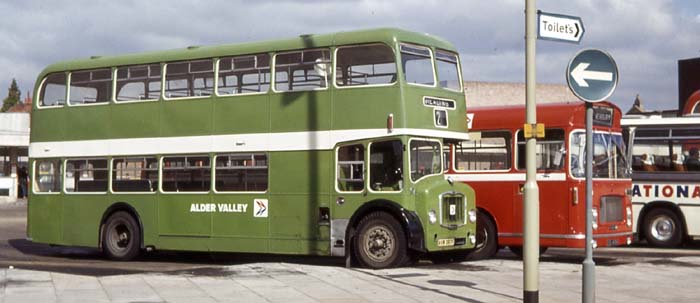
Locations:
446;101;633;259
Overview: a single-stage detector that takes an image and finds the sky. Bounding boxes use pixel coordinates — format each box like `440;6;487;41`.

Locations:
1;0;699;112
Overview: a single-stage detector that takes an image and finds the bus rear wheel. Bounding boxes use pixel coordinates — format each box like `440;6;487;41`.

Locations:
354;212;407;269
466;212;497;260
102;211;141;261
644;208;683;248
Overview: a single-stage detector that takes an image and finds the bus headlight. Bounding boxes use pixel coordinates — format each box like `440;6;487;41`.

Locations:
592;208;599;230
428;209;437;224
626;206;633;227
468;209;477;223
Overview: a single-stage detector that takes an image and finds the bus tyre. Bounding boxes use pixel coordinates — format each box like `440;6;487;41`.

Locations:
102;211;141;261
354;212;407;269
644;208;682;248
466;212;497;260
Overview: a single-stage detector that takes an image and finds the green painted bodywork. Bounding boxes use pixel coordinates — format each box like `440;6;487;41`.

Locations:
27;28;475;257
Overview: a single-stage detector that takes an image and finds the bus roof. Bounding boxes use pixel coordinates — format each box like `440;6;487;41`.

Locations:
621;115;700;127
468;101;622;130
37;28;457;78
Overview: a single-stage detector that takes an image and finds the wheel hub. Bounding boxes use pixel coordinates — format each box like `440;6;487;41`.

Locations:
364;226;394;262
650;217;675;241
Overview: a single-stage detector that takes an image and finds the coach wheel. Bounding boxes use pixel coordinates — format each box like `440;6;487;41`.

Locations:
102;211;141;261
466;212;498;261
354;212;407;269
644;208;682;248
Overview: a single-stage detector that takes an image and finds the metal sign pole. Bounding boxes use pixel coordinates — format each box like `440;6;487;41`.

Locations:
583;102;595;303
524;0;540;302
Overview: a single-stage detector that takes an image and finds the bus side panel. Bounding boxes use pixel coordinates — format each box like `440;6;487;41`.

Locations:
269;90;331;133
157;194;212;238
61;195;106;247
267;151;331;255
31;109;65;143
467;180;519;246
210;193;271;254
213;94;270;135
64;106;111;141
160;99;213;137
27;194;63;244
332;86;400;130
111;102;160;139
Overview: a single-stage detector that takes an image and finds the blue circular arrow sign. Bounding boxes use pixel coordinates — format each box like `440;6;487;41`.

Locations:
566;49;618;103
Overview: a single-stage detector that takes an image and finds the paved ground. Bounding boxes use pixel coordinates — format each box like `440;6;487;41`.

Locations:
2;200;699;302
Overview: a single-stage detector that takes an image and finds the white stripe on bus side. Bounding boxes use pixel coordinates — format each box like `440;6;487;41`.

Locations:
445;173;567;182
29;128;470;158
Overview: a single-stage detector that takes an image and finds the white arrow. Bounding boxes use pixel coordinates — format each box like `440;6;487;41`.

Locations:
570;62;613;87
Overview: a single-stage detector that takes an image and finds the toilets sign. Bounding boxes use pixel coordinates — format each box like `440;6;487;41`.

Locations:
537;11;584;44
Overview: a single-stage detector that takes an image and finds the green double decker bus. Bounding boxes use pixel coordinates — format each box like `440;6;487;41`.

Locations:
28;28;476;268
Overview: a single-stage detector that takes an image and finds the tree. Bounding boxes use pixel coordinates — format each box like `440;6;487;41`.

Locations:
1;79;21;112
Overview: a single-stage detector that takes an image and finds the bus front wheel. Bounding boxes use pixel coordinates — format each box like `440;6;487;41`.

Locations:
102;211;141;261
644;208;683;248
466;212;498;260
354;212;407;269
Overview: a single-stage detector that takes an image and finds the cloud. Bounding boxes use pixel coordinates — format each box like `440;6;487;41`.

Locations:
1;0;698;113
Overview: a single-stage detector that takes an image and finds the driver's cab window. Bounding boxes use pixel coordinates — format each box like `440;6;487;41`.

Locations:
369;140;403;192
337;144;365;192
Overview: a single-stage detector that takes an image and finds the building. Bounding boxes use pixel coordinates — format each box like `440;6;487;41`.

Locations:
0;95;31;203
464;81;578;106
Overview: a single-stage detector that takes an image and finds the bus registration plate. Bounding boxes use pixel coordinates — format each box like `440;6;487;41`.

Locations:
437;238;455;247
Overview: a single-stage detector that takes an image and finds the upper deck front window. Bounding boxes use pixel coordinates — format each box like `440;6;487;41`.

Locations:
400;44;434;86
436;50;461;92
335;44;397;87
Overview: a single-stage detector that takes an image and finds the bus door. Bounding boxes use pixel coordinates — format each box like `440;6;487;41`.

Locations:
514;129;570;242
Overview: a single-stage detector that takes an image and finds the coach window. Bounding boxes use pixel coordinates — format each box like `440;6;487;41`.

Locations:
436;49;461;92
274;49;331;92
112;157;158;192
335;44;397;87
65;159;108;192
400;43;435;86
369;140;403;192
68;68;112;105
162;155;211;192
33;160;62;193
455;131;511;171
215;154;268;192
337;144;365;192
517;129;565;171
217;54;270;95
38;73;67;107
116;64;162;101
164;60;215;99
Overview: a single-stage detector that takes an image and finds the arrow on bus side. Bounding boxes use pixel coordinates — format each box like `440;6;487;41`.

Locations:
570;62;613;87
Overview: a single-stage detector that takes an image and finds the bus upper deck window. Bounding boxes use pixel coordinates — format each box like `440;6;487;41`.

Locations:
400;43;434;86
436;50;461;91
335;44;396;87
39;73;67;107
69;69;112;105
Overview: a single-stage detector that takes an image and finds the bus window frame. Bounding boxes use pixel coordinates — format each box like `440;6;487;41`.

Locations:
159;154;213;194
66;68;114;108
398;43;437;89
408;137;443;183
568;129;628;181
109;156;159;194
452;130;512;173
36;73;68;109
31;159;62;195
332;43;398;90
162;60;216;101
271;48;332;94
214;54;271;97
335;143;366;194
514;128;566;172
114;63;163;104
435;48;464;93
63;158;110;194
212;153;269;194
367;139;404;194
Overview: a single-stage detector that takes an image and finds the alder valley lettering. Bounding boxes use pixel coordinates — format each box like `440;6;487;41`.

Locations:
190;203;248;213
